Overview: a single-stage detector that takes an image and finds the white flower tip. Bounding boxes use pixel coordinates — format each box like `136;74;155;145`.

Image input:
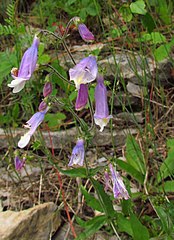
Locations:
18;134;31;148
8;79;26;93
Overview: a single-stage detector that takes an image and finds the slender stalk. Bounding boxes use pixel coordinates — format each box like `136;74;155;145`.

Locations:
110;222;121;240
88;94;95;131
62;40;76;65
44;64;74;86
38;29;62;40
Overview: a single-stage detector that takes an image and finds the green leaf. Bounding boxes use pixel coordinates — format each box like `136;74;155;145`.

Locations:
38;54;50;65
57;167;87;178
44;112;66;128
90;178;115;218
38;43;45;56
139;32;166;44
117;213;133;237
150;32;166;44
75;215;107;240
156;0;173;24
86;3;98;16
12;103;19;121
159;181;174;192
154;206;173;233
130;213;149;240
117;159;144;184
141;12;155;33
153;44;171;62
125;135;146;174
156;139;174;183
119;5;133;22
130;0;147;15
89;166;103;177
81;186;103;212
0;50;17;86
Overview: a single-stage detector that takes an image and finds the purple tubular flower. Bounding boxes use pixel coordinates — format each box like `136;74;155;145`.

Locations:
68;139;85;166
109;164;130;200
8;35;39;93
14;156;25;171
43;82;52;97
69;56;98;90
94;75;112;132
78;23;95;42
38;101;47;111
18;106;48;148
75;84;88;111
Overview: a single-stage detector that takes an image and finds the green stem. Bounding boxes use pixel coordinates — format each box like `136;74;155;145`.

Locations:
45;64;74;86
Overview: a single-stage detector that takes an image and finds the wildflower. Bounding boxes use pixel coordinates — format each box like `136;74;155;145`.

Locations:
78;23;95;42
14;156;25;171
68;139;85;166
8;35;39;93
73;17;94;42
38;101;47;111
18;105;48;148
69;56;98;90
109;164;130;200
94;75;112;132
75;84;88;111
43;82;52;97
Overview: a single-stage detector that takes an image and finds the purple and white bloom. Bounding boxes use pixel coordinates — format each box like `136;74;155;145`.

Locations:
94;75;112;132
78;23;95;42
69;56;98;90
14;156;25;171
109;164;130;200
68;139;85;166
43;82;52;97
18;106;48;148
8;35;39;93
75;84;88;111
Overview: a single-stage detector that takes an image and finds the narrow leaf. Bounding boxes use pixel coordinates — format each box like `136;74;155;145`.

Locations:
75;215;107;240
117;159;144;184
130;213;149;240
90;178;115;218
126;135;146;174
58;167;87;178
156;139;174;184
81;186;103;212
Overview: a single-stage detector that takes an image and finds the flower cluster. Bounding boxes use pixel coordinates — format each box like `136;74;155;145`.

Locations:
8;18;115;184
105;164;130;200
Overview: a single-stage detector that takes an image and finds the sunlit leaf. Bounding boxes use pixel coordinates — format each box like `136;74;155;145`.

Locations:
130;0;147;15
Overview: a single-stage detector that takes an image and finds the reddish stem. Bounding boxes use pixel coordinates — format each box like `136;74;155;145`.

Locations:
45;124;77;238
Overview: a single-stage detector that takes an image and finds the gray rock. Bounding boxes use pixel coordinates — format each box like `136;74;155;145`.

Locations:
0;202;61;240
0;127;138;149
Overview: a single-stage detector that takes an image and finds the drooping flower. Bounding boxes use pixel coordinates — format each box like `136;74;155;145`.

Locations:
18;105;48;148
8;35;39;93
109;164;130;200
69;56;98;90
43;82;52;97
68;139;85;166
38;101;47;111
75;84;88;111
73;17;94;42
14;156;25;171
78;23;95;42
94;75;112;132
